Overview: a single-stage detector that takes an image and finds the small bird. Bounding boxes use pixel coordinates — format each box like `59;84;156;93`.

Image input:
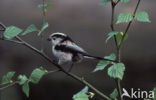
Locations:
47;32;115;70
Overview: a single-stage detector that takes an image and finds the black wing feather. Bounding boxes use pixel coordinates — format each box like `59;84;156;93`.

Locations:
55;44;86;55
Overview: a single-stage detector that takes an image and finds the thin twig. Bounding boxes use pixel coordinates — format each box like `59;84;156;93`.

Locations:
119;0;141;48
42;0;46;23
110;1;123;100
40;0;46;52
115;0;120;5
68;63;74;72
110;1;142;100
0;81;18;91
46;69;60;75
110;1;119;50
0;22;6;31
0;38;23;44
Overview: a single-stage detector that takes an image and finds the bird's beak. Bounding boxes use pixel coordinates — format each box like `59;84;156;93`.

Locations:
47;37;51;41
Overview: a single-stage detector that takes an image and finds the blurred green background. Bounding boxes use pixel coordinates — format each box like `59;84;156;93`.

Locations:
0;0;156;100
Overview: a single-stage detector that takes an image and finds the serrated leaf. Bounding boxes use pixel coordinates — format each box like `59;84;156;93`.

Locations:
121;0;130;3
1;72;15;84
100;0;110;5
29;67;46;84
73;86;89;100
73;93;89;100
4;26;22;39
22;81;29;97
135;11;151;23
22;24;38;35
106;31;119;43
104;53;116;61
116;13;133;24
93;53;116;72
18;75;28;85
153;87;156;100
38;3;54;9
38;22;49;36
108;63;125;80
93;61;110;72
116;32;128;46
110;88;118;99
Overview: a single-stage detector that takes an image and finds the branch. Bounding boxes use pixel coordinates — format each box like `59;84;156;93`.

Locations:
110;1;123;100
110;1;118;49
42;0;46;23
119;0;141;48
109;1;142;100
0;23;112;100
0;81;18;91
46;69;60;75
0;38;23;44
0;22;6;31
40;0;46;52
16;36;112;100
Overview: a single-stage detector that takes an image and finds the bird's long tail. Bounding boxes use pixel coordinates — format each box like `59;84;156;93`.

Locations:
83;54;117;62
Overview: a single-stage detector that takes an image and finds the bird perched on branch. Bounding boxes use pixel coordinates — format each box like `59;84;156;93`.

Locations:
47;32;116;71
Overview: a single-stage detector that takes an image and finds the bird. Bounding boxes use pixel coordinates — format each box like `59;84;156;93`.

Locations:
47;32;116;71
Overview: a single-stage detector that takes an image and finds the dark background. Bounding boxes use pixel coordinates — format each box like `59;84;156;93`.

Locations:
0;0;156;100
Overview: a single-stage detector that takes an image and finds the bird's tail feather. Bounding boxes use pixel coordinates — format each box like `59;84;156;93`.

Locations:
83;54;117;62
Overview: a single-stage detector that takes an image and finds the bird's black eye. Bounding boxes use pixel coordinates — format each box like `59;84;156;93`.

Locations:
53;37;56;40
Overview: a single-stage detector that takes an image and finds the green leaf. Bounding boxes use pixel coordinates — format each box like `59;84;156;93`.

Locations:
106;31;119;43
73;86;89;100
38;3;54;9
4;26;22;39
116;13;133;24
100;0;110;5
93;61;110;72
153;87;156;100
38;22;49;36
108;63;125;80
22;81;29;97
104;53;116;61
135;11;151;23
110;88;118;99
22;24;38;35
93;53;116;72
1;72;15;84
121;0;130;3
29;67;46;84
18;75;28;85
116;32;128;46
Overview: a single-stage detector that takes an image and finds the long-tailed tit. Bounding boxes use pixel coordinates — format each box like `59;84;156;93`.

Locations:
47;32;116;65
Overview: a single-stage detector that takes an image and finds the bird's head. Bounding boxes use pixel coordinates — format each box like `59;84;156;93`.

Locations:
47;32;68;45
